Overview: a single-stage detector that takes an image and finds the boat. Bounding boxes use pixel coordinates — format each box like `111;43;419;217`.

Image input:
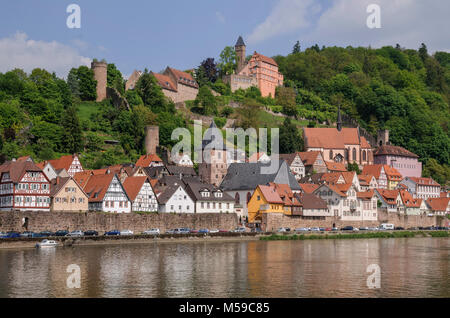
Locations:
35;239;59;248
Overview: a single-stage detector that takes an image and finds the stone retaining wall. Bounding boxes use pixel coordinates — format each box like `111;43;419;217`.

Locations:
0;211;238;233
262;210;443;232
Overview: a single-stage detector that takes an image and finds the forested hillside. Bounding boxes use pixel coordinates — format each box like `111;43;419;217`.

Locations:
0;44;448;184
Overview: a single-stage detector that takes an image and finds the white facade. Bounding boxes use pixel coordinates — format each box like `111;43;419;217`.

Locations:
158;186;195;213
289;154;305;180
41;163;58;181
68;155;84;177
89;175;131;213
173;154;194;167
194;189;235;213
131;181;158;212
400;177;441;200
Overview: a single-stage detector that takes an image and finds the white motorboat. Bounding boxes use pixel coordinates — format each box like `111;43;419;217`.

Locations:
35;239;59;248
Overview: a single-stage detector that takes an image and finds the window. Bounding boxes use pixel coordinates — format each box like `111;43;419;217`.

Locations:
329;150;333;160
352;148;357;161
235;193;240;204
363;150;367;161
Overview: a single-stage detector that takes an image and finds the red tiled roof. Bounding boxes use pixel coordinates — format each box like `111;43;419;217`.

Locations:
320;172;343;184
357;190;375;200
376;189;399;204
399;190;421;208
341;171;356;184
92;169;109;175
362;164;402;181
298;151;320;166
73;171;94;189
426;197;449;212
325;161;347;172
166;67;198;89
0;160;44;183
374;145;419;158
136;154;163;167
268;183;301;207
123;176;149;201
360;137;371;149
335;183;352;194
253;52;278;67
47;155;76;171
152;72;177;92
258;185;284;204
358;174;374;185
249;152;267;163
303;128;361;149
83;174;115;202
299;183;319;194
299;193;328;210
408;177;440;187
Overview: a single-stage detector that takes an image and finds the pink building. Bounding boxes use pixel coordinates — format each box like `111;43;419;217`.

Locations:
374;145;422;178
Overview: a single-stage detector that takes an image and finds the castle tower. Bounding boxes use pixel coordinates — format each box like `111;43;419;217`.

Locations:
235;36;246;74
377;130;390;147
145;126;159;155
91;60;107;102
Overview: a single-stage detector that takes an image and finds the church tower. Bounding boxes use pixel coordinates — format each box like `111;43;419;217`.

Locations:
235;36;246;74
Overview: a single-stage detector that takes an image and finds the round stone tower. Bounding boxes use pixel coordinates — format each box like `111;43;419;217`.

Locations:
91;60;107;102
145;126;159;155
377;130;390;147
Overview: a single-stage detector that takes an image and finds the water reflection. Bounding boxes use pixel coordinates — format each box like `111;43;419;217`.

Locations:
0;238;448;298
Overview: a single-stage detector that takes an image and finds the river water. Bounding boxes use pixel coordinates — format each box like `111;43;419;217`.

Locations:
0;238;448;298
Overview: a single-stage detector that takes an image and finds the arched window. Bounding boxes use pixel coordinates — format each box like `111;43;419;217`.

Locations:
247;192;252;203
352;148;357;161
363;150;367;161
345;149;349;161
235;193;240;204
329;150;333;160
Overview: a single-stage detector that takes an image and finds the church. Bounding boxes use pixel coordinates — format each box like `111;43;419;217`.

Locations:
302;108;374;167
222;36;284;98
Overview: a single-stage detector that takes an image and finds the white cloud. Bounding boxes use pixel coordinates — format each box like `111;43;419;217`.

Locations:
247;0;319;44
216;11;226;24
248;0;450;52
304;0;450;52
0;32;91;78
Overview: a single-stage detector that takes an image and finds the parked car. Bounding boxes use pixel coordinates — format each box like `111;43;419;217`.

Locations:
219;229;229;233
38;231;54;237
310;227;321;232
0;231;6;238
353;227;360;231
341;226;354;231
394;227;405;231
179;228;191;234
233;227;247;233
165;229;176;234
190;229;199;234
379;223;395;230
359;227;369;231
251;227;263;233
66;230;84;237
104;230;120;236
4;231;21;238
120;230;134;236
84;230;99;236
407;227;418;230
324;227;332;232
331;227;339;231
20;231;35;238
424;226;435;230
198;229;209;234
209;229;219;234
368;227;379;231
54;230;69;237
142;229;160;235
295;227;309;232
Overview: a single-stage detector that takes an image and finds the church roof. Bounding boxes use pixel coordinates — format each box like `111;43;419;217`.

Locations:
374;145;419;158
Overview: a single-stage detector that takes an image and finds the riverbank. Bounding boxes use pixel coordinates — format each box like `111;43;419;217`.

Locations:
260;230;450;241
0;232;262;250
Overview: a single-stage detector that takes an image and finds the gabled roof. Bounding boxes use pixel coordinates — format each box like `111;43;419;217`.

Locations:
298;151;321;166
358;174;375;185
221;160;301;191
426;197;450;212
73;170;93;188
157;184;187;205
152;72;177;92
299;183;319;194
122;176;150;201
47;155;77;171
185;181;234;202
249;152;269;163
235;36;245;47
325;161;347;172
166;165;197;177
375;189;400;204
165;67;199;89
268;183;302;207
357;190;375;200
362;165;383;179
407;177;440;187
136;154;163;167
374;145;419;158
299;193;328;210
314;183;347;197
252;52;278;67
83;174;116;202
50;177;87;198
278;153;301;166
303;127;361;149
399;189;421;208
341;171;357;184
258;185;284;204
0;160;44;183
320;172;344;184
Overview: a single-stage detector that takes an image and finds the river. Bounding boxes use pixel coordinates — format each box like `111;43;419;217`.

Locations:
0;237;448;298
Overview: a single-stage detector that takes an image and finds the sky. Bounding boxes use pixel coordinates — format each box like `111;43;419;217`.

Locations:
0;0;448;78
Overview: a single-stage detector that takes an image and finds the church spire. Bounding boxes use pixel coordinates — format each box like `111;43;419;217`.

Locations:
337;106;342;132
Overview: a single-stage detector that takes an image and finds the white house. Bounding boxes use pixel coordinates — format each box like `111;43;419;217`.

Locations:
399;177;441;200
84;174;131;213
185;181;235;213
172;153;194;167
123;176;158;212
374;189;403;213
157;183;195;213
278;153;306;180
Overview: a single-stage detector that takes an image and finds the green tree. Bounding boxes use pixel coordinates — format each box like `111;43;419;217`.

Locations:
419;43;428;63
135;70;169;113
61;106;84;153
107;63;124;94
347;162;361;174
279;117;303;153
76;66;97;101
292;41;301;54
276;86;297;116
236;99;262;130
194;86;218;115
218;46;237;76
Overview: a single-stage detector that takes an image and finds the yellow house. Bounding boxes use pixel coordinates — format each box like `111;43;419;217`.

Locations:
50;177;89;212
247;185;286;223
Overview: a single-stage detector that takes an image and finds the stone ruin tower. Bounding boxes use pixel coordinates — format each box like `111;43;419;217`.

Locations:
145;126;159;155
91;60;107;102
235;36;246;73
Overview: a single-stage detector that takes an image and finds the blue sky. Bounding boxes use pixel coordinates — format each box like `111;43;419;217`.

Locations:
0;0;448;78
